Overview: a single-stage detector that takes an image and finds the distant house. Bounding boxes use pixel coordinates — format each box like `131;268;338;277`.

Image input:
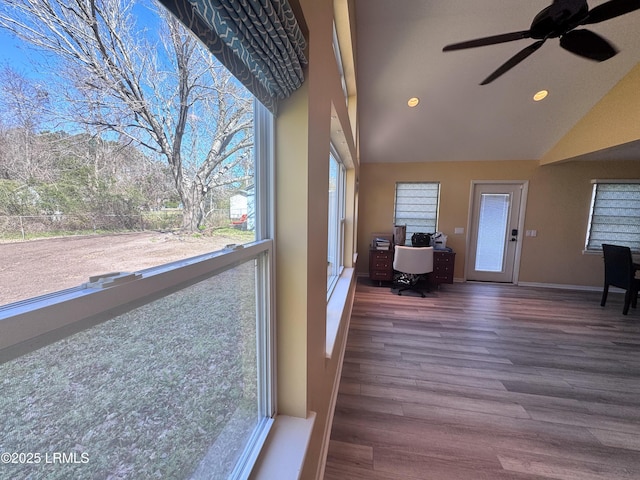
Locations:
229;191;248;220
229;186;255;231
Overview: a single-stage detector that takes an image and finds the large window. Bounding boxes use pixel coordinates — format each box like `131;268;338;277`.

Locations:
327;148;346;294
0;0;258;305
332;21;348;104
0;249;273;479
0;0;275;477
585;180;640;252
0;115;274;479
394;182;440;245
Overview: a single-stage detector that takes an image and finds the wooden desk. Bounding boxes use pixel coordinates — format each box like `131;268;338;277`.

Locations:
369;247;456;287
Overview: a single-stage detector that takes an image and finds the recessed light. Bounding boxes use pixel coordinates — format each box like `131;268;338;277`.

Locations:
533;90;548;101
407;97;420;107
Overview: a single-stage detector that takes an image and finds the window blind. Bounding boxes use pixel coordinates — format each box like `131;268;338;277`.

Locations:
586;182;640;251
394;182;440;245
158;0;307;114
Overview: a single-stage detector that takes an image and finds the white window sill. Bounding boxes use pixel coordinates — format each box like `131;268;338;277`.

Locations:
326;267;355;359
249;412;316;480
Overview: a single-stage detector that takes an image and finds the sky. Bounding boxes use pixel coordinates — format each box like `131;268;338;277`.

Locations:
0;0;160;77
0;29;41;74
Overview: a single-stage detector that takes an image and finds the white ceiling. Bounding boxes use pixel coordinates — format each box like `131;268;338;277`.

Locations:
354;0;640;163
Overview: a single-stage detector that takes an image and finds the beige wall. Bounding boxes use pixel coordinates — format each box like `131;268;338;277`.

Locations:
358;159;640;287
542;63;640;164
273;0;359;478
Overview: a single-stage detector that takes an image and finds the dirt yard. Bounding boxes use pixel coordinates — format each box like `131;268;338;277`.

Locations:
0;231;244;305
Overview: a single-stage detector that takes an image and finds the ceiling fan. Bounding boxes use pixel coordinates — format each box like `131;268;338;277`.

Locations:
442;0;640;85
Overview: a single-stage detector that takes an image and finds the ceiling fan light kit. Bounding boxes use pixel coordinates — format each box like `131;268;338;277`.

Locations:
443;0;640;84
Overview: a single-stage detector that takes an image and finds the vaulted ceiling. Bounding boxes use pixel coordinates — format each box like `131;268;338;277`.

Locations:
354;0;640;163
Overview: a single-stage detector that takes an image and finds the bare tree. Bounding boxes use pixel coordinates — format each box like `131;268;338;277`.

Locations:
0;67;53;182
0;0;254;231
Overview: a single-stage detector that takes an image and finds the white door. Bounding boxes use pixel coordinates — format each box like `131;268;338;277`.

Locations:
467;182;525;283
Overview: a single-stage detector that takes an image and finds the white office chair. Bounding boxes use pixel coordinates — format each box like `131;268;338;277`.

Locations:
393;246;434;297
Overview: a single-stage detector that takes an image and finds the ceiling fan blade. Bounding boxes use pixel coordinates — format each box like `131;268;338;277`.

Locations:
583;0;640;24
480;40;546;85
560;29;618;61
443;30;531;51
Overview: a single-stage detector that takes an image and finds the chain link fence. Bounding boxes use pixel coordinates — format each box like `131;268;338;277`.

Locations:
0;210;231;240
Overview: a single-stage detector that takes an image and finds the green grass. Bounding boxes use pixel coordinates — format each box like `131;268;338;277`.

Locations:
0;262;259;479
211;227;255;242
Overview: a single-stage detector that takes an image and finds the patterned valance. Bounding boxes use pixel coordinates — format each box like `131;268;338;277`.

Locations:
159;0;307;114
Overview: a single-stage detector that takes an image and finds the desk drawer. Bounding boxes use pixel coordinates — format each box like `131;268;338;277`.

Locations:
434;251;454;262
434;263;452;274
372;260;391;269
371;270;393;281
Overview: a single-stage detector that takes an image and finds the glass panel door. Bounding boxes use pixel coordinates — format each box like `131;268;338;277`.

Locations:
475;194;510;272
467;183;525;283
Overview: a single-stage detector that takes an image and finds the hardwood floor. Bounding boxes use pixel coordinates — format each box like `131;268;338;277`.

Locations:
324;278;640;480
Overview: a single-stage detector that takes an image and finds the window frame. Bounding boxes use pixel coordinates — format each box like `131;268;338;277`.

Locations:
327;146;346;297
0;101;276;480
332;21;348;104
585;179;640;253
393;181;441;246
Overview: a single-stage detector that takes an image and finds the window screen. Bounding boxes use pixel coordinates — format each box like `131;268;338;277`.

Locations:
394;182;440;245
586;181;640;252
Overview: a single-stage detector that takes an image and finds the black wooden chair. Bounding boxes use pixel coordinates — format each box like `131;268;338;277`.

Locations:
601;244;640;315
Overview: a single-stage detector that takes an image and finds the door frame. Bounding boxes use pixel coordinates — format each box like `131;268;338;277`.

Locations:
464;180;529;284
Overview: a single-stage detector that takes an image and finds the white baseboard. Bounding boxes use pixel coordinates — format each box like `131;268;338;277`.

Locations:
516;281;623;293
